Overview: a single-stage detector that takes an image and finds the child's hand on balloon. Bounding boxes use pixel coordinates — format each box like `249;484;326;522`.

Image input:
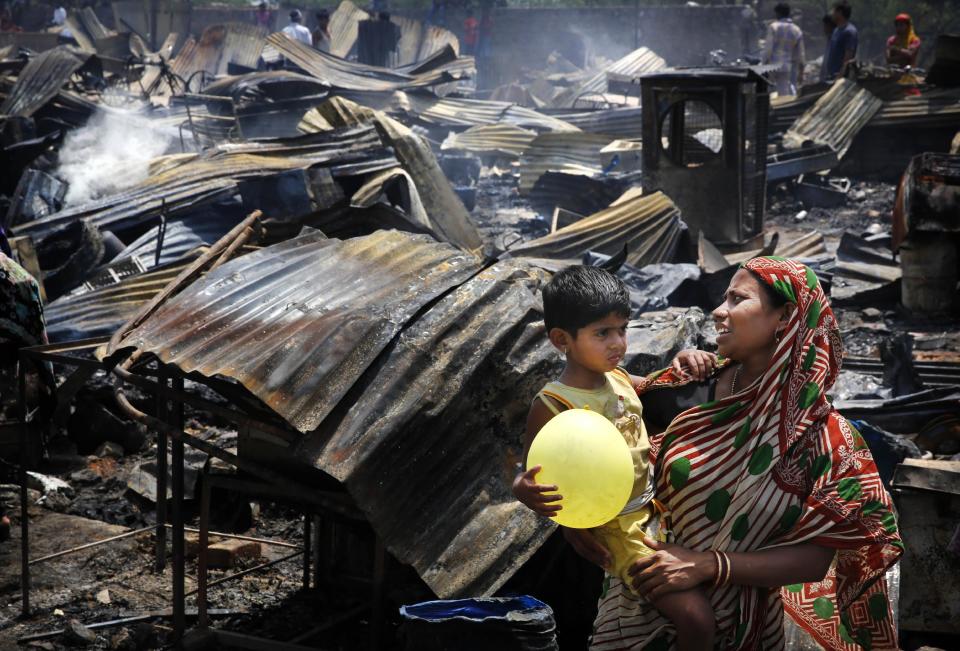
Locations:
512;465;563;518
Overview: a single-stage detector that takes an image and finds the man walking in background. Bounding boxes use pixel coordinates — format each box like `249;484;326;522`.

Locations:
763;2;805;96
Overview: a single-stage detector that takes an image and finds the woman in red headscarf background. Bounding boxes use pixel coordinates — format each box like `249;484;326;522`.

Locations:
886;13;921;67
586;257;902;651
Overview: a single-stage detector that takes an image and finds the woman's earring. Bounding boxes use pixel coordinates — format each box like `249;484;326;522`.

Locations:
775;330;783;344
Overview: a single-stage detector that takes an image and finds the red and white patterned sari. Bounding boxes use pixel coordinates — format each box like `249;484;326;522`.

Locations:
590;257;903;651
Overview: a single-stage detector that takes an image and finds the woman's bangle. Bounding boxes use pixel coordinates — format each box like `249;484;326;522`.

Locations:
712;551;731;588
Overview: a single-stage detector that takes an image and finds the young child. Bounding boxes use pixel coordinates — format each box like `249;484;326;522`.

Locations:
512;265;717;651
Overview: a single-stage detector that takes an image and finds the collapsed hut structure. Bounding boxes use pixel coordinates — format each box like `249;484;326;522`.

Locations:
1;2;959;649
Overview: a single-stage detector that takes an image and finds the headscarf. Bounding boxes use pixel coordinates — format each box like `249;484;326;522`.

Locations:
892;13;919;49
595;258;902;651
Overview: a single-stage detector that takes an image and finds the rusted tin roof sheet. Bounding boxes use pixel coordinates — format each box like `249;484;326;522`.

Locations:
115;229;481;433
783;79;882;159
266;33;469;92
111;228;561;598
506;190;683;268
0;46;91;117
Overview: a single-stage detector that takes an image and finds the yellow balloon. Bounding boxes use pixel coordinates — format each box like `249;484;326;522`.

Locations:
527;408;634;529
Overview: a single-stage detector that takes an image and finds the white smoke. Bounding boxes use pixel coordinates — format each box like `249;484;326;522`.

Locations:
57;109;176;206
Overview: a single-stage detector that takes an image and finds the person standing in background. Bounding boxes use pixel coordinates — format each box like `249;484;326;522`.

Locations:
282;9;313;45
824;1;857;80
762;3;804;96
254;2;272;30
818;13;835;82
886;13;921;67
462;7;478;56
313;9;331;53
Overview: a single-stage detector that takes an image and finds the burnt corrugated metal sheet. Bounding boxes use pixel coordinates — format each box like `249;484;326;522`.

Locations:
871;88;960;128
399;93;577;133
110;227;561;598
506;190;683;268
65;7;114;52
301;97;483;253
545;106;644;139
266;33;469;92
393;14;459;67
0;46;91;117
326;0;458;66
440;124;537;158
518;131;615;194
114;229;481;433
528;171;633;217
555;47;665;108
329;0;369;58
170;23;267;83
783;79;882;158
13;126;388;241
45;258;194;343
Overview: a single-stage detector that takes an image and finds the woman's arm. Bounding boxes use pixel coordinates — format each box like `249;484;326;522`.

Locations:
628;535;834;599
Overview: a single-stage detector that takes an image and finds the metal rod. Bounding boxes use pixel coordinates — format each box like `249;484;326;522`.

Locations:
17;609;237;644
19;353;30;617
165;525;301;550
155;375;168;573
114;365;298;445
106;210;263;355
170;375;186;640
198;470;211;628
302;514;311;591
29;525;158;565
185;551;303;597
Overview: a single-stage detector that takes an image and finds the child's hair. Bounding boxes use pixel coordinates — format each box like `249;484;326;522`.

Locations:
542;265;630;336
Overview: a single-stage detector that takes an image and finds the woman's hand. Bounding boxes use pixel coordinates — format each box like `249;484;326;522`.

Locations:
672;349;718;381
562;527;612;570
628;535;716;599
512;466;562;518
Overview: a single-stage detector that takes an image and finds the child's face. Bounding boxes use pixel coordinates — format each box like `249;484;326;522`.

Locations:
558;312;629;373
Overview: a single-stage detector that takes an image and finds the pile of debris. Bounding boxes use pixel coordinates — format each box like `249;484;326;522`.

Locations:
1;3;959;650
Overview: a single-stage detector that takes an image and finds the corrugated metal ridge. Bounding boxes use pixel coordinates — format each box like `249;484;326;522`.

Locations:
171;23;267;82
555;47;665;107
119;229;482;433
784;79;882;158
293;258;559;598
518;132;615;193
45;259;193;343
441;124;537;157
266;33;467;92
506;190;681;267
0;46;91;117
544;106;644;138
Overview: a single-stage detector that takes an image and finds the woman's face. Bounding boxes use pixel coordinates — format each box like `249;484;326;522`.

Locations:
712;269;787;361
895;21;908;37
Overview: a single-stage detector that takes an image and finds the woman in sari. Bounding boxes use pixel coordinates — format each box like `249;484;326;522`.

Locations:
581;257;902;650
